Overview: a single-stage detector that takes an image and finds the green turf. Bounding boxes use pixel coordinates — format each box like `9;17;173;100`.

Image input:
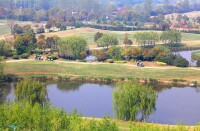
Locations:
0;25;10;35
5;61;200;81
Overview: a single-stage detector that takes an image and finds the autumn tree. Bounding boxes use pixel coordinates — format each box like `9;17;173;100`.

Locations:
37;34;47;51
14;34;37;54
123;33;133;47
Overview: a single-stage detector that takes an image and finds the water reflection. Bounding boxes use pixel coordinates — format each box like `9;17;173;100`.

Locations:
0;83;12;103
177;49;200;66
1;82;200;125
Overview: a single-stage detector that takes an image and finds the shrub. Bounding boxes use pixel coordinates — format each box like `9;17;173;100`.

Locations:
174;56;189;67
197;60;200;67
20;53;30;59
106;59;114;63
115;61;127;64
156;61;167;66
77;60;86;62
12;55;19;59
50;54;58;60
34;49;43;55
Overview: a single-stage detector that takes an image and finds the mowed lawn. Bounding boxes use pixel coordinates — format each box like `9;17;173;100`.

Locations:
0;25;10;35
40;27;200;47
5;61;200;81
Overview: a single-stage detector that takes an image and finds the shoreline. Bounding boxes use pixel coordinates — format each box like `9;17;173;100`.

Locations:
3;73;199;87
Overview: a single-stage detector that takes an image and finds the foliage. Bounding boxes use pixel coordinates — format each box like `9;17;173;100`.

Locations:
113;82;157;121
158;54;176;65
12;55;19;59
156;61;167;66
94;32;104;42
197;60;200;67
123;33;133;47
20;53;30;59
48;54;58;60
0;40;12;57
0;56;5;80
160;30;182;44
122;47;142;60
97;34;119;48
174;56;189;67
59;36;88;60
14;81;47;106
14;34;37;55
133;32;160;47
91;50;108;62
0;102;119;131
149;46;170;61
106;59;114;63
107;46;122;60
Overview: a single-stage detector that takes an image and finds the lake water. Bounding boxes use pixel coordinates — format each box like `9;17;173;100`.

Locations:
1;82;200;125
176;49;200;66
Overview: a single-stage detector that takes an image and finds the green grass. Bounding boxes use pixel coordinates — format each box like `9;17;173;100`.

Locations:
192;51;200;57
60;28;200;46
192;51;200;60
0;25;10;35
5;61;200;81
181;33;200;41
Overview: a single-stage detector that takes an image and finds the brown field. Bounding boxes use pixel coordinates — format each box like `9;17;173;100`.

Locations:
165;11;200;19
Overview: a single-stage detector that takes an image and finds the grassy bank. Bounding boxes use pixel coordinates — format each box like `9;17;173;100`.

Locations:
4;61;200;83
84;118;200;131
115;120;199;131
192;51;200;60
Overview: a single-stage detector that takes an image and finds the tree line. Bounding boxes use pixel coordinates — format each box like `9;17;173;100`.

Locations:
0;0;200;30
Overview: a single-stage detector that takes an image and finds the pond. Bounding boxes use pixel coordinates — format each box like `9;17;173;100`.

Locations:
1;82;200;125
176;49;200;66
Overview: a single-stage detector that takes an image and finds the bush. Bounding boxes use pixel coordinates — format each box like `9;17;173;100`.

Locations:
115;61;127;64
106;59;114;63
156;61;167;66
20;53;30;59
174;56;189;67
50;54;58;60
197;60;200;67
77;60;86;62
34;49;43;55
12;55;19;59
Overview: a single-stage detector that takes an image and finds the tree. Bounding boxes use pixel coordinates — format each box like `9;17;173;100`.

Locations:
160;30;182;44
14;80;47;106
0;102;118;130
37;34;47;51
94;32;104;42
174;56;189;67
97;34;119;49
113;82;157;121
107;46;122;60
14;34;37;55
59;36;88;60
123;33;133;47
0;57;5;81
0;40;11;56
133;32;160;47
